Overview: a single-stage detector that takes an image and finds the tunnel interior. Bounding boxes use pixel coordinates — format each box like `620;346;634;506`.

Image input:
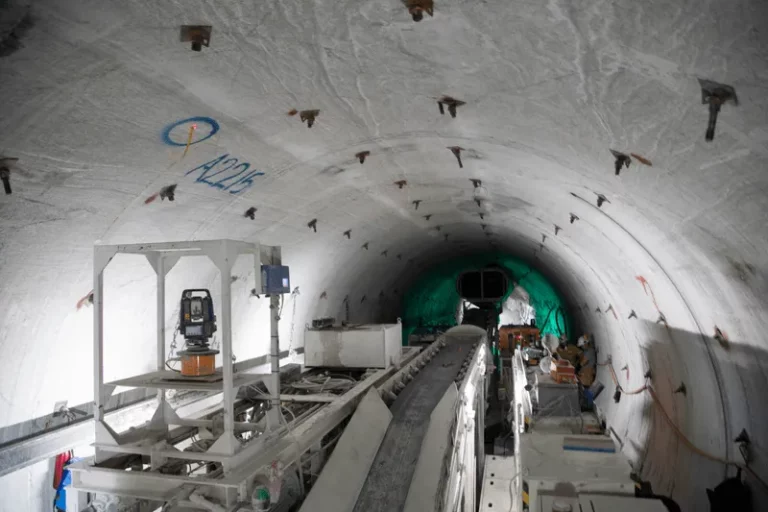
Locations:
402;252;575;342
1;0;768;510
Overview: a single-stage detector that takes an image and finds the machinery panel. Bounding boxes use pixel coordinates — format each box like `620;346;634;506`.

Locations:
479;455;518;512
261;265;290;294
304;324;402;369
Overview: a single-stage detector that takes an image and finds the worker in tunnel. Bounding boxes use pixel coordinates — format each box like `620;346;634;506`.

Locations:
556;336;583;368
578;334;597;387
550;332;597;388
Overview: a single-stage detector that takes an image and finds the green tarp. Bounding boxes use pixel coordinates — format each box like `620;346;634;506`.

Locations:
402;252;572;343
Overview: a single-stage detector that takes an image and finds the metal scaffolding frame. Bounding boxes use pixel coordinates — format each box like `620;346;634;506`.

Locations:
68;352;421;507
63;237;452;510
90;239;281;465
0;350;304;479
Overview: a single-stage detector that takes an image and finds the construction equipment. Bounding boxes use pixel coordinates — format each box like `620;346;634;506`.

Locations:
499;324;540;353
177;289;218;376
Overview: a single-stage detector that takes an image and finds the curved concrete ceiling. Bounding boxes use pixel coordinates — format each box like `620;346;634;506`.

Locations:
1;0;768;509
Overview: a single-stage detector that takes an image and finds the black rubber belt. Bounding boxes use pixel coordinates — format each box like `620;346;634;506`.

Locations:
353;336;477;512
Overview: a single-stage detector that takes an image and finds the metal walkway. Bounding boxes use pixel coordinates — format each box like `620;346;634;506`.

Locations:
352;335;479;512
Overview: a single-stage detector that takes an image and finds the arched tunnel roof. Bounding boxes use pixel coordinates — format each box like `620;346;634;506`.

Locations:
1;0;768;509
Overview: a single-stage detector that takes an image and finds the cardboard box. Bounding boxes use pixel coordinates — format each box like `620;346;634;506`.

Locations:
551;359;577;384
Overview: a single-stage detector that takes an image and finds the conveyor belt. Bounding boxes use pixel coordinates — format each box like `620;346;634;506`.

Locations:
352;335;479;512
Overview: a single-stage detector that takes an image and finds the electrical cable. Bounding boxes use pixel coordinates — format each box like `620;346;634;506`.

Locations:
507;468;526;508
280;404;306;478
596;358;768;492
281;405;297;425
288;374;356;394
288;290;301;354
600;361;647;395
645;386;768;491
539;305;556;335
165;323;186;373
556;306;567;336
326;372;357;383
247;385;271;399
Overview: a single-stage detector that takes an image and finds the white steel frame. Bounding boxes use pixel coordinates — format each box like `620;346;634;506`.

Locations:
91;239;279;465
507;350;527;512
441;339;491;512
70;355;418;507
76;240;425;509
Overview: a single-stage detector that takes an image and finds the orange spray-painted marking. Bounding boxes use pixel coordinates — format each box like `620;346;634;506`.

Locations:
635;275;660;311
630;153;653;166
182;123;198;159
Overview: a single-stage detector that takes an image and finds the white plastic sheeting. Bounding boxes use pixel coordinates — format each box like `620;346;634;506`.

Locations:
499;285;536;326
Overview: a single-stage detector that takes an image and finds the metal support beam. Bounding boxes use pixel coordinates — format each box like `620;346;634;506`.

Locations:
219;366;393;484
279;394;337;403
156;255;166;407
68;365;400;504
441;338;490;512
266;245;283;430
0;360;302;478
0;390;220;478
212;241;237;455
233;347;302;374
268;294;281;426
61;349;417;507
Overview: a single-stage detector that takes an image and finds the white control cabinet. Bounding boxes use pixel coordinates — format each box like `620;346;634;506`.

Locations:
304;323;403;369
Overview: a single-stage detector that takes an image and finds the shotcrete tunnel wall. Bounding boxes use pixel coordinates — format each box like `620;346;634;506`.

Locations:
1;0;768;510
312;216;768;510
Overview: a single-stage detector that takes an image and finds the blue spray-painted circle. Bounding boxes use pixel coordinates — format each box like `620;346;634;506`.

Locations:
162;117;220;146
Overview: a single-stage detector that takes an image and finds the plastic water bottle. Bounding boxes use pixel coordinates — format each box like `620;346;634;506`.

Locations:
252;486;270;512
